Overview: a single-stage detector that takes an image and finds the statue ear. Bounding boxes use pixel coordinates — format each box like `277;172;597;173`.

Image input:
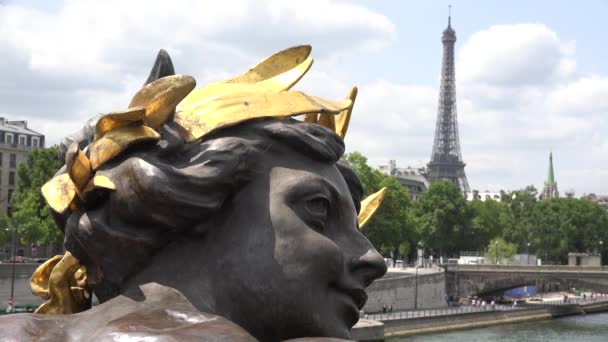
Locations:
144;49;175;85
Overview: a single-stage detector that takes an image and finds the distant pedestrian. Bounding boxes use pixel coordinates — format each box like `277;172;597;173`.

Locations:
491;300;495;309
6;298;13;313
388;305;393;313
382;304;387;313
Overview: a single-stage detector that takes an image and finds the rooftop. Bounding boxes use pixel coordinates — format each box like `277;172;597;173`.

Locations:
0;117;44;136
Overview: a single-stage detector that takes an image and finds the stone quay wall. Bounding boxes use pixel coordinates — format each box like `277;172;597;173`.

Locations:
364;270;447;313
0;264;43;307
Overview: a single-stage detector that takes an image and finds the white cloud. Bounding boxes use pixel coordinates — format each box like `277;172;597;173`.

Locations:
458;24;576;87
348;23;607;194
345;80;437;167
0;0;395;144
453;24;607;193
0;2;606;195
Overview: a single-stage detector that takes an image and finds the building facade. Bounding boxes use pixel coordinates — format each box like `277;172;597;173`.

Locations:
0;118;46;261
0;118;45;215
378;160;429;200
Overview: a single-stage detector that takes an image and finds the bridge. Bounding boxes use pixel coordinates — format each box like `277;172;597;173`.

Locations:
445;264;608;298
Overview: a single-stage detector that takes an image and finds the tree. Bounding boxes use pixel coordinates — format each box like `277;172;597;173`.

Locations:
484;238;517;264
469;199;514;252
414;180;473;258
530;198;608;264
343;152;415;259
343;152;383;195
502;185;538;251
5;147;63;245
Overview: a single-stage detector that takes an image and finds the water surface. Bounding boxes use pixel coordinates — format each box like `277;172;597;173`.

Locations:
393;312;608;341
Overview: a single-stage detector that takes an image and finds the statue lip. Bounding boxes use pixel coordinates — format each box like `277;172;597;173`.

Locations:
332;284;368;310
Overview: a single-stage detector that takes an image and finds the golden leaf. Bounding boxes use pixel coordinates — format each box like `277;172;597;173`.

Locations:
129;75;196;109
302;113;318;123
30;255;63;300
89;125;161;170
82;174;116;194
317;113;336;131
34;251;89;314
358;187;388;229
65;143;92;191
227;45;312;85
144;77;197;130
256;56;313;92
94;106;146;141
41;174;77;214
335;86;357;138
175;91;352;142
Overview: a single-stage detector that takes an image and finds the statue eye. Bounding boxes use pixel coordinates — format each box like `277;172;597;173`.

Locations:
304;197;330;232
306;197;329;216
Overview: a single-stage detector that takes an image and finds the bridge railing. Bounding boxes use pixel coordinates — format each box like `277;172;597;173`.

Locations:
444;264;608;273
536;295;608;306
363;304;523;321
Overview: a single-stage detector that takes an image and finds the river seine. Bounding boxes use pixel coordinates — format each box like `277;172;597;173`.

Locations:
393;312;608;341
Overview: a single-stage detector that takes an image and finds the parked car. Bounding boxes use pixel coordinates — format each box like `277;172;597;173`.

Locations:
2;256;25;263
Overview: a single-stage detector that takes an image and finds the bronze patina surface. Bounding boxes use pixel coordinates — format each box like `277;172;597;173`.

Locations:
0;46;387;342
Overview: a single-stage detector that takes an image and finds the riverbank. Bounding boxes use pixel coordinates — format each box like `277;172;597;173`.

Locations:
351;300;608;341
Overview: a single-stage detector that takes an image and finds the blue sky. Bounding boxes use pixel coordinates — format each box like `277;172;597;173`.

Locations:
1;0;607;195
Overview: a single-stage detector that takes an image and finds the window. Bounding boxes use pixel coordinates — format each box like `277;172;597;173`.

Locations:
8;171;14;185
5;133;13;144
9;154;15;168
0;152;3;166
32;137;39;148
7;188;13;202
18;135;26;145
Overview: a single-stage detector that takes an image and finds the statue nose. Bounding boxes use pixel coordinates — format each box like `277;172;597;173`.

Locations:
352;248;387;287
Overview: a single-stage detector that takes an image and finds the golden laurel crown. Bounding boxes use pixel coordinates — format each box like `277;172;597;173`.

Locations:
34;45;387;314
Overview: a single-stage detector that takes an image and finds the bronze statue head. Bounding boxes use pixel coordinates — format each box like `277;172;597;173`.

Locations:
35;46;387;341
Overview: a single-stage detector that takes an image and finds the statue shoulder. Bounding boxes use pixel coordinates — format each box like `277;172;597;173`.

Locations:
0;283;258;341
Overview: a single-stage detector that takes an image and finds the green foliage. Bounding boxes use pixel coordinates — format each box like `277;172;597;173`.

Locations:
4;147;63;245
414;180;473;257
343;151;608;266
469;199;514;252
0;215;11;245
343;152;415;258
484;238;518;264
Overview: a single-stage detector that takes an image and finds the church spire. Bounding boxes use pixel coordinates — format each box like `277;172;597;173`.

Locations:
547;151;555;184
542;151;559;199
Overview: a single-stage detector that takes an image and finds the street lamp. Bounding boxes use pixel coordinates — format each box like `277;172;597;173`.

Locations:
495;240;499;265
600;240;604;266
5;226;17;313
414;265;418;310
526;242;531;266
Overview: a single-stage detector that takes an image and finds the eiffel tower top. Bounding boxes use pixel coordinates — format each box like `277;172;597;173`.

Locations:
443;11;456;41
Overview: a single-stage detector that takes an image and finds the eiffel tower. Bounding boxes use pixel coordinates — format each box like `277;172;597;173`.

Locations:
427;13;470;193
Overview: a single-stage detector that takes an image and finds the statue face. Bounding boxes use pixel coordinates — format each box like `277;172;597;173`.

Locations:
211;150;387;340
131;146;387;341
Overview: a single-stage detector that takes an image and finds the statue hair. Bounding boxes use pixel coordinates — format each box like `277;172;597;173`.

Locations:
55;118;362;302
